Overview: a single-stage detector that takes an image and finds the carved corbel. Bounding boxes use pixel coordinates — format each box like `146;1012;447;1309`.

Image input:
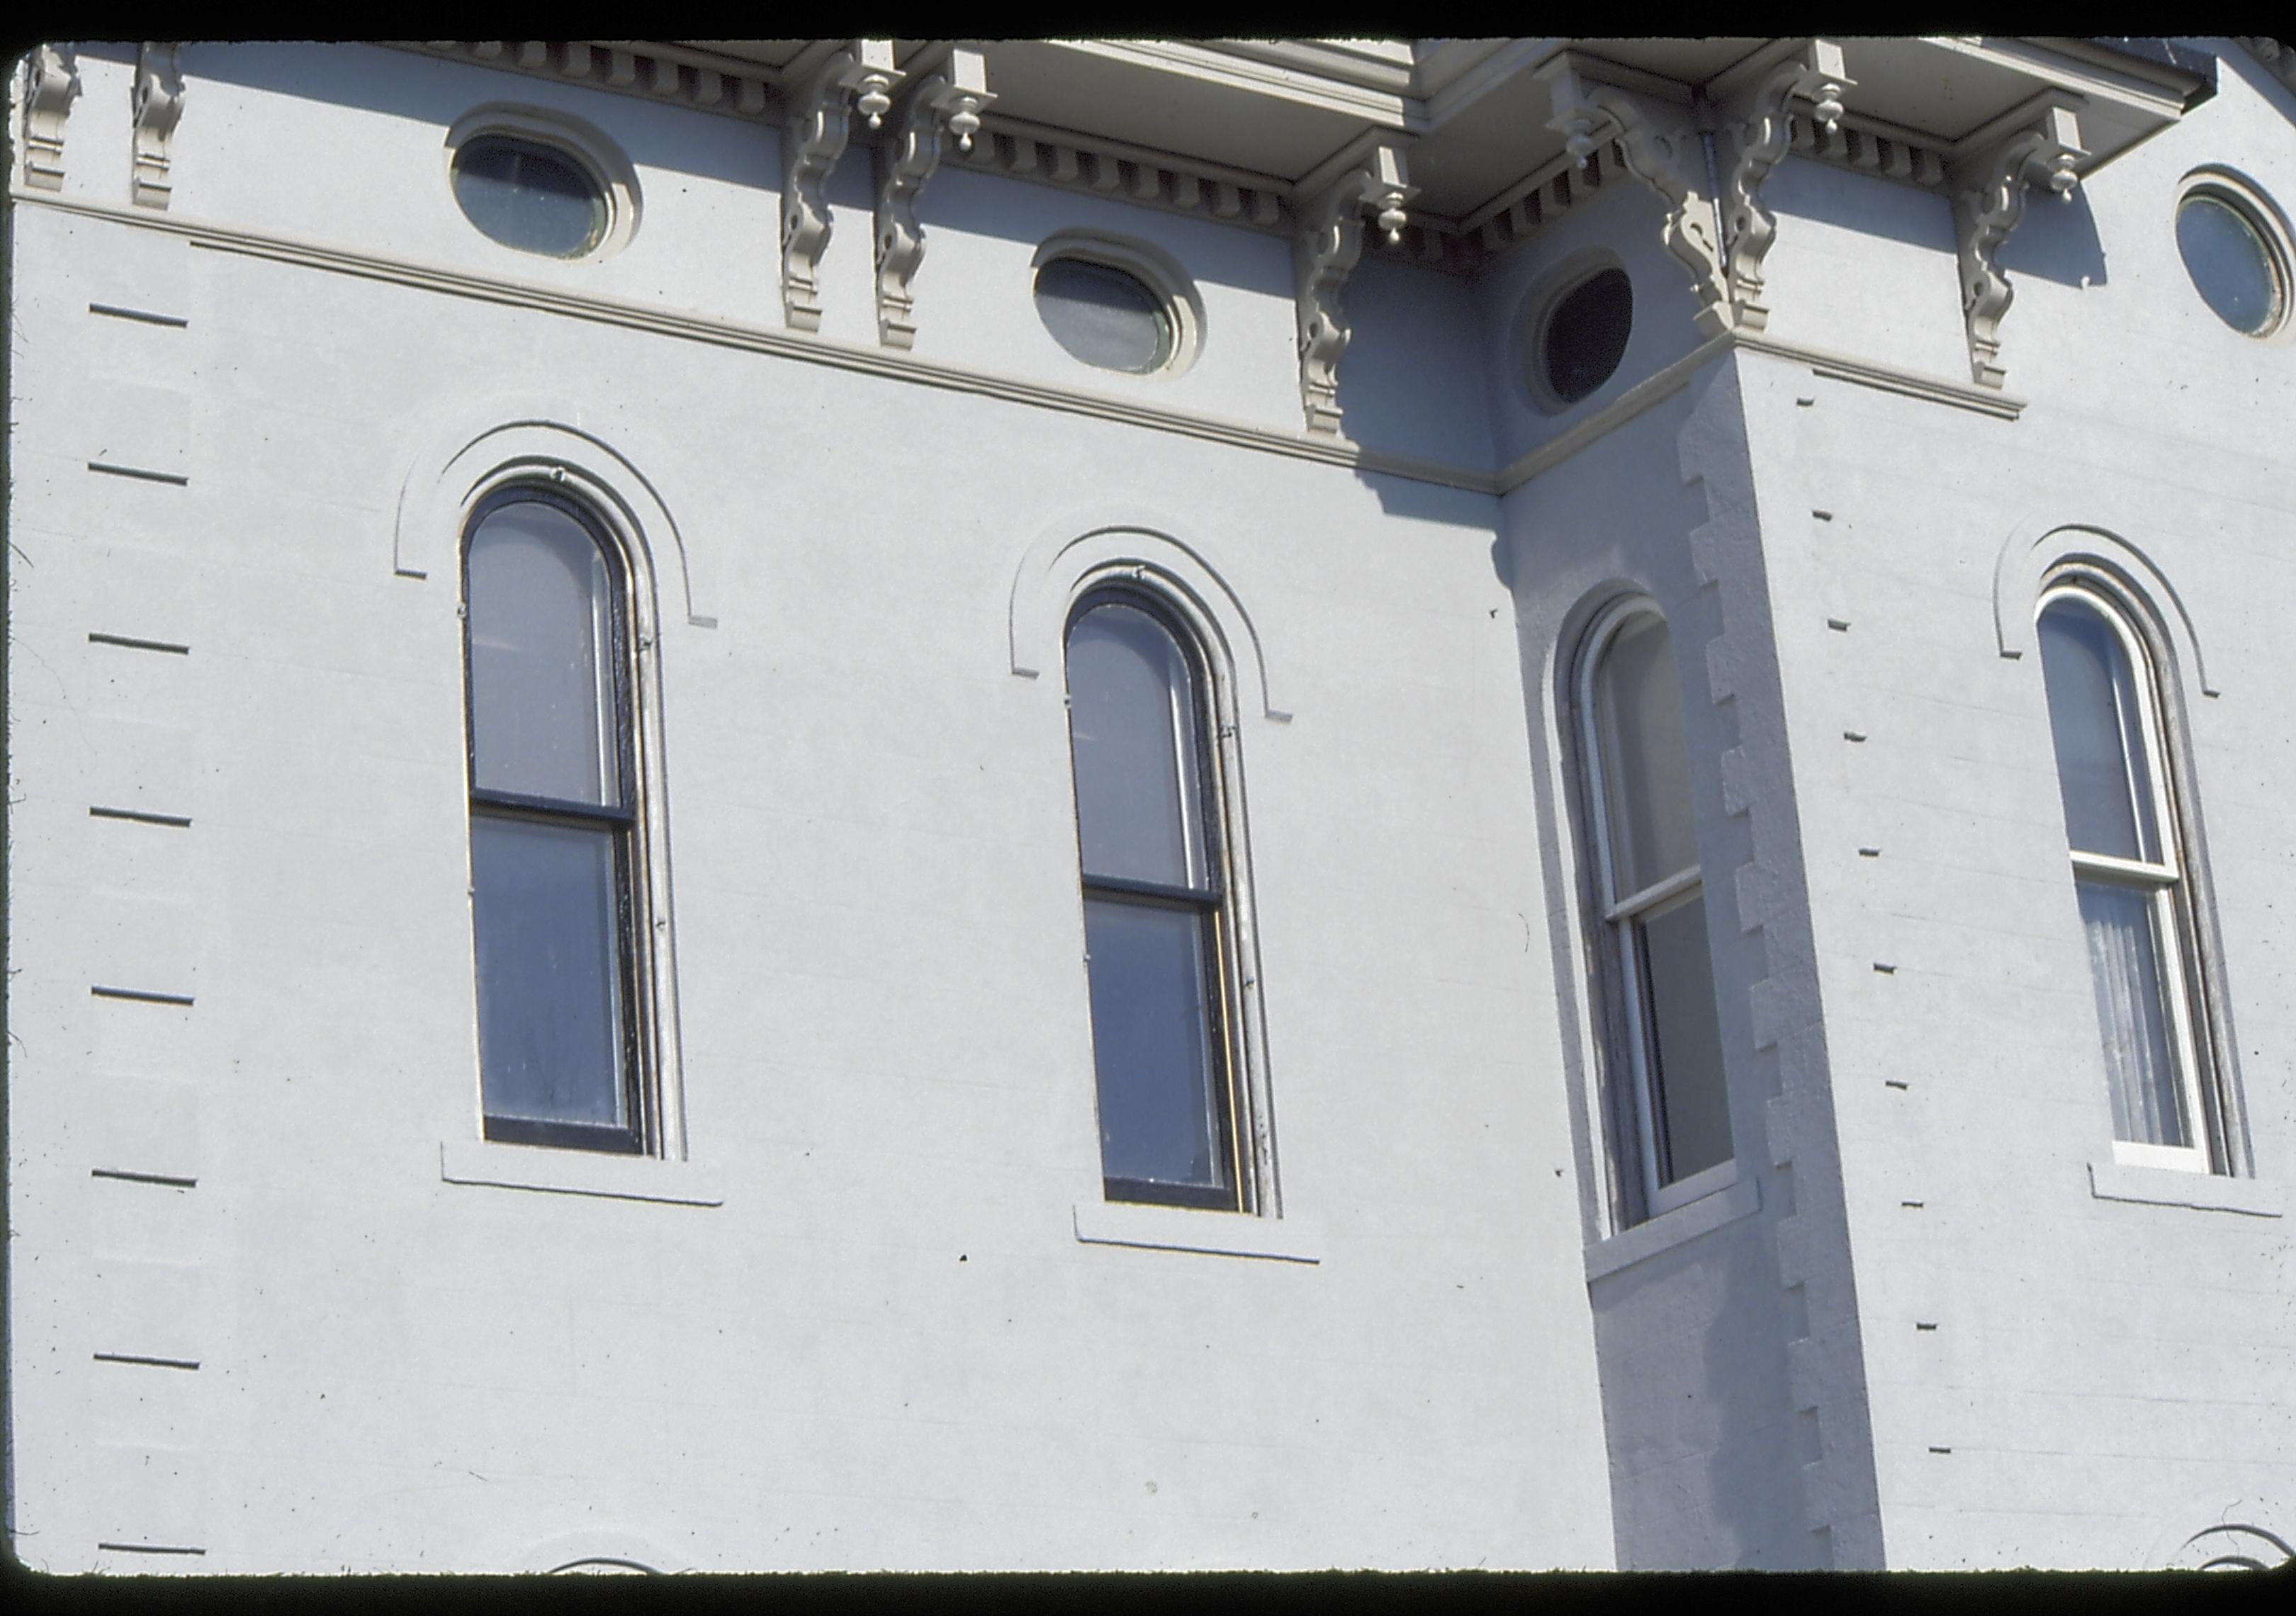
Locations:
1721;39;1852;331
1539;58;1733;339
873;50;994;349
21;43;81;191
780;39;902;332
1292;144;1413;435
131;42;185;209
1951;103;2084;388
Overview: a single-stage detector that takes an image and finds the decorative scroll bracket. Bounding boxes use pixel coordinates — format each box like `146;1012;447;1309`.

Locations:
873;49;994;349
1291;142;1414;436
781;38;901;333
132;42;185;209
1721;39;1853;331
22;43;82;191
1539;57;1733;340
1952;102;2085;389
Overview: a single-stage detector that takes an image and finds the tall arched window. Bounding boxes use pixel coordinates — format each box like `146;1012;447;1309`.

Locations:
2037;577;2226;1173
1064;590;1247;1210
1578;600;1733;1222
463;488;651;1154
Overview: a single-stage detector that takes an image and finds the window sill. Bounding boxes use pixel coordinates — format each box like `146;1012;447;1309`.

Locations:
1584;1172;1762;1281
439;1140;723;1206
2087;1159;2281;1217
1071;1199;1319;1264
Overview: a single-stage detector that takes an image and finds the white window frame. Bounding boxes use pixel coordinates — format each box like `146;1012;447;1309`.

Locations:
1062;577;1273;1214
1576;596;1736;1223
2037;576;2217;1174
455;467;687;1162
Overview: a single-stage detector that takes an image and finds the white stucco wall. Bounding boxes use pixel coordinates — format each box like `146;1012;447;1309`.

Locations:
4;43;1613;1574
8;35;2292;1578
1736;46;2296;1569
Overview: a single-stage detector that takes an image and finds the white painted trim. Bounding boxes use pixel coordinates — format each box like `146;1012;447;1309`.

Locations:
12;192;1496;493
1030;229;1205;379
1005;513;1288;722
1584;1171;1762;1280
1993;522;2217;695
1027;537;1287;1219
1733;332;2027;417
2087;1160;2282;1217
1071;1201;1319;1264
1499;334;1733;493
391;410;712;625
513;1527;687;1574
439;1140;724;1206
17;191;2027;509
442;102;643;264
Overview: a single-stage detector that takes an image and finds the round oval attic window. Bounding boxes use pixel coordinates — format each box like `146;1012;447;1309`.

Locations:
2175;184;2287;337
452;134;610;259
1034;257;1176;374
1539;266;1633;404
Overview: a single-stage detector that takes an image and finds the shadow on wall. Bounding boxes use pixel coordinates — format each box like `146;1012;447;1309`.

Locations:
1998;185;2110;289
178;40;776;186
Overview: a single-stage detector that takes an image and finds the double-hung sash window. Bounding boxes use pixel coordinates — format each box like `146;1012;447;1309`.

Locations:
1580;602;1733;1221
462;490;650;1155
1064;592;1245;1211
2037;583;2219;1172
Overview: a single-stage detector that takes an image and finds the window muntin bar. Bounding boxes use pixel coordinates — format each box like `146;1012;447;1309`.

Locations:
463;489;647;1155
1578;600;1733;1222
1065;593;1242;1210
2037;583;2215;1171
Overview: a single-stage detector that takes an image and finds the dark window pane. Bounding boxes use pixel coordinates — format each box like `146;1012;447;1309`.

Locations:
471;814;629;1131
1067;602;1208;890
1640;892;1731;1184
1035;259;1174;373
451;135;609;259
1544;267;1633;403
1083;897;1227;1194
1594;612;1698;895
2037;600;2156;862
468;500;622;808
2077;878;2189;1148
2176;193;2282;336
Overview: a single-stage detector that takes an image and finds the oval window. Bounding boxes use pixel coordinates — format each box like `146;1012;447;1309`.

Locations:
1541;267;1633;404
1034;258;1176;374
2176;189;2285;336
452;135;610;259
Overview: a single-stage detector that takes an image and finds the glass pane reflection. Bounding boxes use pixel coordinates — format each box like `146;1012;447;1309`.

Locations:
1640;893;1731;1183
1067;602;1208;890
471;814;628;1130
1084;897;1225;1192
2176;193;2282;336
1035;259;1174;374
452;136;609;259
468;499;622;809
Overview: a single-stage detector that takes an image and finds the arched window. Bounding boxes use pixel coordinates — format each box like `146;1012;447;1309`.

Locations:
462;489;651;1154
1064;590;1247;1210
1578;600;1733;1222
2037;578;2226;1173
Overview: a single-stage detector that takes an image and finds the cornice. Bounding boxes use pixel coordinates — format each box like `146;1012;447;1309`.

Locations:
956;112;1295;232
380;38;2193;281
